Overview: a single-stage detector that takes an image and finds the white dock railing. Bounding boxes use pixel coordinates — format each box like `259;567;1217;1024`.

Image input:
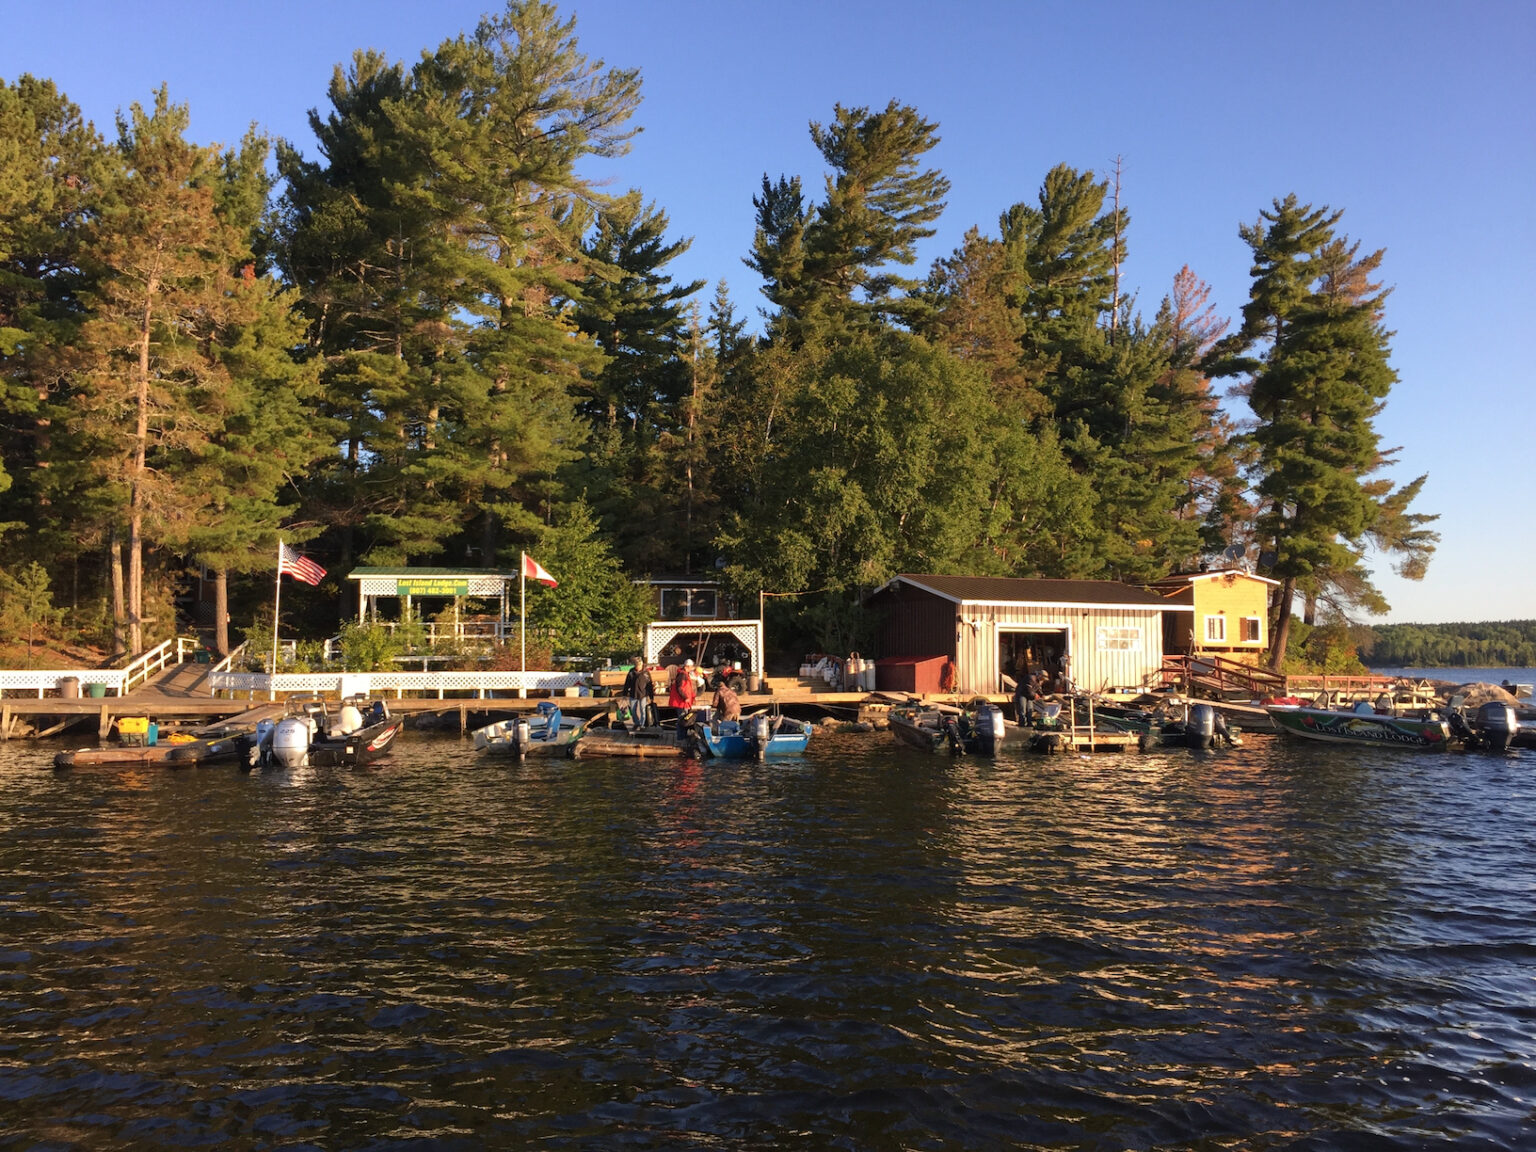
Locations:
208;668;591;700
0;633;209;698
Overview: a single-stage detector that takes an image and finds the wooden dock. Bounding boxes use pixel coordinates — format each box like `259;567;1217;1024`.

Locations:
0;653;1278;745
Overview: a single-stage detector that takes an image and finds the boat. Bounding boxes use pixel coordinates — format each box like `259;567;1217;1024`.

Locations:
570;723;690;759
887;698;1020;755
242;696;404;769
472;701;587;760
53;725;251;770
1267;701;1451;749
699;712;813;760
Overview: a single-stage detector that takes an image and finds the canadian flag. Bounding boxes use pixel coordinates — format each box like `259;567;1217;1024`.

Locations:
522;553;558;588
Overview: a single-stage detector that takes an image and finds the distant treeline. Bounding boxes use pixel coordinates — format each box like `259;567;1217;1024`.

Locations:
1365;621;1536;668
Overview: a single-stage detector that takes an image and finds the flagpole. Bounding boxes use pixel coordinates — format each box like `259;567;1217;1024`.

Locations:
271;538;283;701
519;551;527;679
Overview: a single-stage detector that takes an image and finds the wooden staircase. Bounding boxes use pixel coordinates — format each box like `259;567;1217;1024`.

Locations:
1154;654;1285;701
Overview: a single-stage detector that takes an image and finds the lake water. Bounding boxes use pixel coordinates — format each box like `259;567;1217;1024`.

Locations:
2;732;1534;1150
1368;667;1536;686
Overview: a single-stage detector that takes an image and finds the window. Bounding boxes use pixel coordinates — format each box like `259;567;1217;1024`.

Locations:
1242;616;1263;643
660;587;719;618
1204;615;1226;643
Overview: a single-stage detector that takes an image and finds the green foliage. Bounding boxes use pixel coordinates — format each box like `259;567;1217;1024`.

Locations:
1280;618;1369;676
0;561;65;660
337;620;407;672
1366;621;1536;669
519;499;650;658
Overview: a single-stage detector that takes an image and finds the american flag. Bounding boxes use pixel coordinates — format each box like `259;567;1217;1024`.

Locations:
279;543;326;586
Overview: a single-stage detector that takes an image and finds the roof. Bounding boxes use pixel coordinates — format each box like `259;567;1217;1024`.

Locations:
347;567;516;579
1146;567;1280;588
870;574;1192;612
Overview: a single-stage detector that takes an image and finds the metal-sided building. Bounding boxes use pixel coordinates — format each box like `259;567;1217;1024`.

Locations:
865;574;1193;696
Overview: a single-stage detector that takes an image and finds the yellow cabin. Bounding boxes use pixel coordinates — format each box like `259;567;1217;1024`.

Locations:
1147;569;1278;662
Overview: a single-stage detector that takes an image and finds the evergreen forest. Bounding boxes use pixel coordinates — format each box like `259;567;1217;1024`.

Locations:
0;0;1439;668
1365;622;1536;670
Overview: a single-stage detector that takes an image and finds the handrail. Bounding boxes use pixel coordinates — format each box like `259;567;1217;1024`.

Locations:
208;642;246;679
119;638;176;694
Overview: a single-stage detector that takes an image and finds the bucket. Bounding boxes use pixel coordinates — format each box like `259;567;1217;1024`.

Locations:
86;682;107;698
747;673;761;694
58;676;79;699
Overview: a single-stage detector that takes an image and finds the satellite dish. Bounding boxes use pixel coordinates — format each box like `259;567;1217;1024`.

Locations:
1223;543;1245;561
1257;551;1278;570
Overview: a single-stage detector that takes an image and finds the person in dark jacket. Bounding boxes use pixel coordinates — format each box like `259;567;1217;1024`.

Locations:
622;658;654;729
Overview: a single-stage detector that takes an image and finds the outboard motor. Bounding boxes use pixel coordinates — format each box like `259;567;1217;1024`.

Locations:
1187;704;1216;751
750;713;772;760
943;715;966;754
1476;701;1518;752
1212;710;1236;747
514;718;532;761
270;715;314;768
972;704;1005;755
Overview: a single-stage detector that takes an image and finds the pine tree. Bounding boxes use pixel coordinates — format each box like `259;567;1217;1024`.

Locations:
68;88;258;653
275;0;641;575
750;101;949;343
1209;195;1436;666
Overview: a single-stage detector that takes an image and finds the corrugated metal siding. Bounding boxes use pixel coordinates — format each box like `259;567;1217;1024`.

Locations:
955;604;1165;695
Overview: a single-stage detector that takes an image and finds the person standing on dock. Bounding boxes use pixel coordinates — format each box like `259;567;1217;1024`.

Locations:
940;654;957;696
669;659;697;735
623;658;654;729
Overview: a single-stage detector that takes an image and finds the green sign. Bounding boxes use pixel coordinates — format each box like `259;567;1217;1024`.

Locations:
396;579;469;597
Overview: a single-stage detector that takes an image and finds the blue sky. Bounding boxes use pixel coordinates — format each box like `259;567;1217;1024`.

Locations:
6;0;1533;623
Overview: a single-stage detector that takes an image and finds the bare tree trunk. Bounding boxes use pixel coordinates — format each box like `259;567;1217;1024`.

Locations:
1268;575;1296;671
128;273;156;655
109;529;127;659
213;568;229;656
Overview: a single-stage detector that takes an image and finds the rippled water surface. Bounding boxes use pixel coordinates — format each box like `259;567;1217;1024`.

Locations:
2;731;1534;1150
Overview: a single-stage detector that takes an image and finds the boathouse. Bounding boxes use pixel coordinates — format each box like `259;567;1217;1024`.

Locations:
1145;569;1277;661
637;575;763;677
864;574;1192;696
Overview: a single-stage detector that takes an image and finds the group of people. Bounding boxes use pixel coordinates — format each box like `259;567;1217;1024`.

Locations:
620;656;743;735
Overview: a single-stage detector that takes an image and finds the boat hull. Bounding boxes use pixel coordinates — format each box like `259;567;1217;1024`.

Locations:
472;715;587;759
700;720;813;759
54;730;249;770
1267;705;1450;749
571;727;689;759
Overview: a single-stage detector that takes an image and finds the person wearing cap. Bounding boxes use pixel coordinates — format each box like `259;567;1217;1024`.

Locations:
668;659;697;729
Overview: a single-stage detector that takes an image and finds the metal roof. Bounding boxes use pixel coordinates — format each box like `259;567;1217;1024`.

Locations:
871;573;1192;612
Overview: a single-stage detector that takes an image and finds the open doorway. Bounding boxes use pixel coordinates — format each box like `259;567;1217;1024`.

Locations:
999;628;1069;694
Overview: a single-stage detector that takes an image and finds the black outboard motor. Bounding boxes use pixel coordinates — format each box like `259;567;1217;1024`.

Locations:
943;715;966;754
972;704;1005;755
1476;701;1518;752
1187;704;1216;751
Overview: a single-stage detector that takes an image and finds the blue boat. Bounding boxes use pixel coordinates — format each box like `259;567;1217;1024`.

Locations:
699;713;813;760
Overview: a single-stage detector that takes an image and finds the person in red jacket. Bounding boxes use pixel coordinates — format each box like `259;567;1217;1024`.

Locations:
669;658;698;735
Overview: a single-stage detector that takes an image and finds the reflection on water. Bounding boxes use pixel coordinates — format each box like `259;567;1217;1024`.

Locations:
1;733;1533;1149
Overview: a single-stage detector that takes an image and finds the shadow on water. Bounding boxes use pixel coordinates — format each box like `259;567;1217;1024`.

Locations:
0;732;1533;1149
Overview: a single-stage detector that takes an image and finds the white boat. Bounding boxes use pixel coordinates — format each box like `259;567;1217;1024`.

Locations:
472;701;587;760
